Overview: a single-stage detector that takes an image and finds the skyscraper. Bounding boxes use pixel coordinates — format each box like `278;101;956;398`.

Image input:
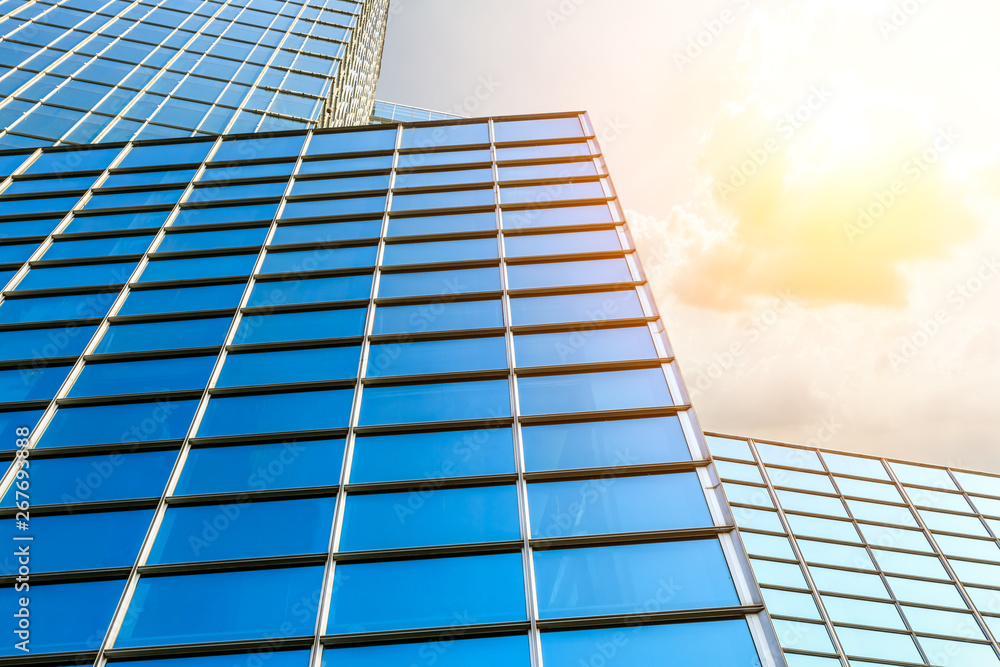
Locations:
0;115;782;666
0;0;389;148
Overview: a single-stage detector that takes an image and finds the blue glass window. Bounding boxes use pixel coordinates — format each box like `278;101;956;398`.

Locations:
69;356;215;397
298;155;393;175
391;188;495;212
540;620;761;667
0;579;124;656
372;299;503;334
25;147;121;174
510;290;644;325
119;141;212;169
246;274;372;307
271;220;382;245
0;243;37;263
0;364;71;402
523;417;692;471
496;143;591;163
306;128;396;156
0;292;114;323
260;246;377;273
387;211;495;237
507;259;632;290
367;336;506;377
359;380;510;425
324;636;530;667
290;174;390;196
157;227;269;253
340;485;520;551
327;554;526;633
505;230;619;257
400;123;489;149
65;210;170;234
212;135;305;162
139;254;258;282
515;326;657;367
1;450;177;506
0;409;45;451
200;161;296;182
383;238;498;265
502;204;612;230
174;203;279;227
1;218;62;238
519;369;672;415
351;428;515;483
43;235;155;260
378;268;501;298
218;346;361;386
175;440;345;495
198;389;354;437
37;400;198;448
188;181;287;204
0;509;152;572
17;261;137;290
118;284;245;316
393;168;493;189
234;308;366;345
148;497;335;564
115;566;323;647
281;196;387;220
501;182;605;205
0;326;96;362
102;169;198;189
499;161;599;182
95;318;232;354
115;651;310;667
84;189;185;211
535;540;738;618
529;473;711;538
397;149;492;169
494;117;584;142
4;176;98;196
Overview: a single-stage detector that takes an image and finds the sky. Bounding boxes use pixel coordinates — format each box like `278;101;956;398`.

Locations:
375;0;1000;473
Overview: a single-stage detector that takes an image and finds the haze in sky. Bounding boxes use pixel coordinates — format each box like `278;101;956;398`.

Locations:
376;0;1000;471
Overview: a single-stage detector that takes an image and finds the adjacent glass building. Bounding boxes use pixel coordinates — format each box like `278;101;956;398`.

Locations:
0;0;389;149
710;432;1000;667
0;115;784;666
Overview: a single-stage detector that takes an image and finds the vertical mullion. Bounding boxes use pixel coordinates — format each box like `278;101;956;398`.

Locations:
307;122;401;667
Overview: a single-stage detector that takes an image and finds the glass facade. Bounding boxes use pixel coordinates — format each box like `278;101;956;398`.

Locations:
0;114;780;666
0;0;388;148
370;99;462;124
710;432;1000;667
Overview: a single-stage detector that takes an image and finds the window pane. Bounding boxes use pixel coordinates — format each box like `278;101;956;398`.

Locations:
517;369;672;415
38;400;199;448
44;234;155;260
175;440;345;495
1;450;177;506
234;308;366;345
822;596;906;630
18;261;137;290
507;259;632;290
115;567;323;647
95;318;232;354
340;485;520;551
0;326;96;363
157;227;269;253
114;651;310;667
271;219;382;245
117;284;246;316
0;293;116;324
69;356;215;397
0;509;151;572
529;472;711;538
494;117;583;142
198;389;354;437
298;155;393;175
755;443;824;471
809;567;890;598
505;230;619;257
350;428;515;483
247;274;372;307
324;635;530;667
326;554;526;633
383;238;498;265
397;149;492;169
534;540;738;618
217;346;361;387
514;326;656;367
359;379;510;425
148;497;335;564
391;188;495;212
0;364;71;402
835;627;922;663
540;619;761;667
378;267;501;298
367;336;506;377
139;254;258;282
0;579;124;656
372;299;502;335
260;246;377;274
502;204;612;231
387;211;495;237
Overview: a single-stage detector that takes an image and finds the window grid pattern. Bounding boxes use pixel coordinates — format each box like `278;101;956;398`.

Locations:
0;0;388;149
709;432;1000;667
0;114;782;666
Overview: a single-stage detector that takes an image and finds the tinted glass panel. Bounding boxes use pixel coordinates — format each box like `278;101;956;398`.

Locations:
509;290;644;325
378;268;500;298
383;238;498;265
0;364;71;402
522;417;692;471
372;299;502;334
95;318;232;354
515;326;656;367
518;369;672;415
324;636;530;667
507;259;631;290
38;400;199;447
359;380;510;425
69;356;215;396
350;428;515;483
218;347;361;386
260;246;377;274
387;212;495;237
198;389;354;437
157;227;269;253
139;254;258;282
271;220;382;245
367;336;506;377
234;308;366;345
246;274;372;307
0;293;111;324
44;235;154;260
117;284;246;316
